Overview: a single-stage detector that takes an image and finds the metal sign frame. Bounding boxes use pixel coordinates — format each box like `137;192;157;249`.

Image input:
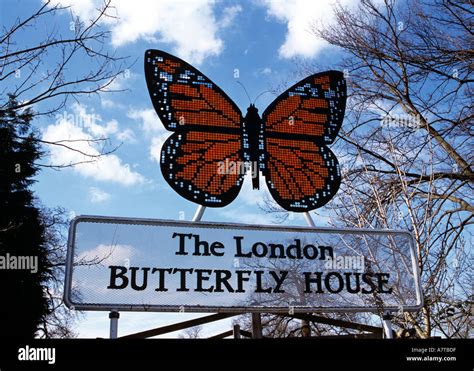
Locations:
64;215;423;314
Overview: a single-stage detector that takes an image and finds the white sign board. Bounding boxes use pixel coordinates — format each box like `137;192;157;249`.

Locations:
64;216;422;313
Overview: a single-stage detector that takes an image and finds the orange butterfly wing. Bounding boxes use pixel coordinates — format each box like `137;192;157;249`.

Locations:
262;71;346;211
145;50;244;207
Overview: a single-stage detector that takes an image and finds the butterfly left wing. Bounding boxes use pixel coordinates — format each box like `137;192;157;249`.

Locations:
144;50;244;207
262;71;346;212
160;131;243;207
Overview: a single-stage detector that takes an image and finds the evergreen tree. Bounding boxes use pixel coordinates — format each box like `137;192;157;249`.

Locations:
0;95;50;338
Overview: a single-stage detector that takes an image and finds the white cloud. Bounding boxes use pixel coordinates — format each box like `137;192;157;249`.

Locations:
43;105;145;186
218;5;242;28
88;118;118;138
367;99;404;117
49;0;241;64
99;71;136;108
116;128;136;143
78;244;134;266
104;72;131;91
128;108;169;163
128;108;162;134
261;67;272;75
89;187;111;203
219;208;274;225
149;134;170;163
100;97;117;109
58;103;135;142
260;0;358;58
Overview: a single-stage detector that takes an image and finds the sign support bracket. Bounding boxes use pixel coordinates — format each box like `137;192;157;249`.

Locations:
303;212;316;228
251;313;263;338
109;310;119;339
192;205;206;222
382;311;394;339
301;212;316;337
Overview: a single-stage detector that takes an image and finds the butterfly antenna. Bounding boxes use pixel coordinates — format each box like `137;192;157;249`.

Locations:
236;81;252;104
253;90;273;106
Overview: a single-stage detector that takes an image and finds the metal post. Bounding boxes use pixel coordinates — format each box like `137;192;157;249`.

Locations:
303;212;316;227
251;313;263;338
382;311;394;339
301;212;315;337
301;319;311;337
233;324;241;339
192;205;206;222
109;311;119;339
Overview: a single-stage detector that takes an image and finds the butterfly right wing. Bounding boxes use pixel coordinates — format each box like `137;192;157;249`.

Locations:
144;50;244;207
262;71;346;212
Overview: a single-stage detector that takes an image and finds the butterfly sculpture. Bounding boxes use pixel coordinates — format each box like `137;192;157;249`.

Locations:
144;50;346;212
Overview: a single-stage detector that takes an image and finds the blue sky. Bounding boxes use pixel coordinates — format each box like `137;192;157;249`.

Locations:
2;0;360;338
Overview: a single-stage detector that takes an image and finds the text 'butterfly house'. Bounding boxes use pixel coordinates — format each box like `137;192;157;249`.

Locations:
144;50;346;212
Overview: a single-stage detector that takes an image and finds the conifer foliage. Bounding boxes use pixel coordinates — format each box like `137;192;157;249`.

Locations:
0;95;50;337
